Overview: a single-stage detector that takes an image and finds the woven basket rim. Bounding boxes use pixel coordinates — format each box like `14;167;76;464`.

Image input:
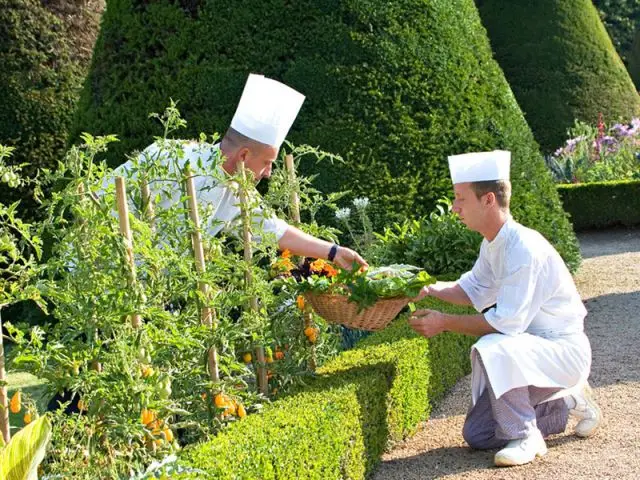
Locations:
303;291;412;331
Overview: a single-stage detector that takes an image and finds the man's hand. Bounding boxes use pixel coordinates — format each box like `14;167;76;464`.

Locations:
413;285;433;302
333;246;368;271
408;309;447;338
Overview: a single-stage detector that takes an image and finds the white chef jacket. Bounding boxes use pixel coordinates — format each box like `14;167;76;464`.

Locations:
457;217;591;404
108;140;289;242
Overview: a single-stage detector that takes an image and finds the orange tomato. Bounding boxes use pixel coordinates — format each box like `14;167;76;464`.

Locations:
141;408;155;426
275;351;285;360
9;391;21;414
214;393;232;408
296;295;305;311
163;427;174;442
23;412;32;424
237;405;247;418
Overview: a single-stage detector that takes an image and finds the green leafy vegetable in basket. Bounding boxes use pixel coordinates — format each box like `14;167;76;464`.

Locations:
291;262;436;311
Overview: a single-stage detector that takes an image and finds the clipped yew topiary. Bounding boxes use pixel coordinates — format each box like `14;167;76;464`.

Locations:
477;0;640;153
0;0;103;214
74;0;581;270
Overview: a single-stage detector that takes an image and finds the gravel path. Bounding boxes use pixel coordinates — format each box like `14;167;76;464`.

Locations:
374;228;640;479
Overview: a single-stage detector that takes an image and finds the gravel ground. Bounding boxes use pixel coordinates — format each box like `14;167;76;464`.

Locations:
373;228;640;480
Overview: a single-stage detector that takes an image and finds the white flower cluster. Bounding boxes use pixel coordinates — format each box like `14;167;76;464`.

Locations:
352;197;369;210
335;207;352;221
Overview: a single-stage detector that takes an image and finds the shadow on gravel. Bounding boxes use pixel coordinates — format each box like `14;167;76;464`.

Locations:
377;434;586;479
583;291;640;387
578;227;640;260
378;446;495;479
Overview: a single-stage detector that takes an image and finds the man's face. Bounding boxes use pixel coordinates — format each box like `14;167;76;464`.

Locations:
241;144;279;182
452;182;485;231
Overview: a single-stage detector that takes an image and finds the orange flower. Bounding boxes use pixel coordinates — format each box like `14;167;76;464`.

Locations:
273;257;295;275
310;259;327;273
281;249;292;259
296;295;305;311
323;264;338;277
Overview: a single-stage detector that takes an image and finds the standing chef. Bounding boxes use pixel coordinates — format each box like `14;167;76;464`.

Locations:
109;73;367;270
410;150;602;467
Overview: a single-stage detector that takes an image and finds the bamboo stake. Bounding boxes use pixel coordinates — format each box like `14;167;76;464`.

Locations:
284;154;301;224
115;177;142;328
284;155;317;371
140;177;155;231
238;162;268;395
184;169;219;383
0;310;10;443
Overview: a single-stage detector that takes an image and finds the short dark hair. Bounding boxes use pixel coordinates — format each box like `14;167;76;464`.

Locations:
470;180;511;209
222;127;270;151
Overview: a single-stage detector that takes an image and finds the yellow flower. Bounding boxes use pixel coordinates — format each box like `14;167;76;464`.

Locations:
310;259;327;273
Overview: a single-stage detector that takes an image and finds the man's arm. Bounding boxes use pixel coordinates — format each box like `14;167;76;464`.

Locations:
409;310;497;338
277;225;368;270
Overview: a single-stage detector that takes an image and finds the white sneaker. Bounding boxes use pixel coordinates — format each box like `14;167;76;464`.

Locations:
569;383;603;438
494;428;547;467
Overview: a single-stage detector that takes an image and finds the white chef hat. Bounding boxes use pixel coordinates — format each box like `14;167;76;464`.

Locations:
230;74;306;148
447;150;511;184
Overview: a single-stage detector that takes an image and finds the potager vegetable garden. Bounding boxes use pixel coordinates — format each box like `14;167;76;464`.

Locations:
0;106;450;479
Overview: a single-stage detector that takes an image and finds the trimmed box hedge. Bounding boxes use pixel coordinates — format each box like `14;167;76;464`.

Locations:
177;298;475;479
558;180;640;230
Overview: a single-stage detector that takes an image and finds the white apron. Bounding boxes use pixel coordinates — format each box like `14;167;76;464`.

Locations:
470;331;591;405
457;218;591;405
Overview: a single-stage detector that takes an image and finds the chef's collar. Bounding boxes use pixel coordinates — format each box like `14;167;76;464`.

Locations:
487;215;513;249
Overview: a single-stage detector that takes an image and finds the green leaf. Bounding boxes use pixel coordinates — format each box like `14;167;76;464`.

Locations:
0;414;52;480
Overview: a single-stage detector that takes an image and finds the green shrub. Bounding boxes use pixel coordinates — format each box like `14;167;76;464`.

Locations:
557;180;640;230
593;1;640;69
627;28;640;89
369;198;483;277
0;0;99;217
477;0;640;154
73;0;580;271
177;298;475;479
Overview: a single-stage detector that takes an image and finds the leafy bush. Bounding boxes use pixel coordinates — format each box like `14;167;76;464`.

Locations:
593;1;640;68
477;0;640;153
73;0;580;271
557;180;640;230
6;108;351;478
369;199;483;277
176;298;476;479
546;117;640;184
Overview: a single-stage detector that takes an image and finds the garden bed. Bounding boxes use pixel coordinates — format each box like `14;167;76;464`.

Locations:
176;298;475;479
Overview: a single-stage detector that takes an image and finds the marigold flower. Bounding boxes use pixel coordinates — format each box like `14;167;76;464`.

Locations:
281;249;292;259
324;264;338;277
310;259;327;273
296;295;305;310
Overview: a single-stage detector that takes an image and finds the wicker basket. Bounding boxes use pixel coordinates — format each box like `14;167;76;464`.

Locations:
304;292;412;331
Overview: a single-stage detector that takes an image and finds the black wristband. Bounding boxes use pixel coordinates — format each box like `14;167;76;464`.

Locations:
327;244;339;262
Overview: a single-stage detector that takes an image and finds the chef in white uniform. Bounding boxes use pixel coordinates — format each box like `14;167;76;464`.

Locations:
409;150;602;467
110;74;367;270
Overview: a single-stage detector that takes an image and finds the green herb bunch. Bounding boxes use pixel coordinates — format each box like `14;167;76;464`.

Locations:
291;263;435;311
